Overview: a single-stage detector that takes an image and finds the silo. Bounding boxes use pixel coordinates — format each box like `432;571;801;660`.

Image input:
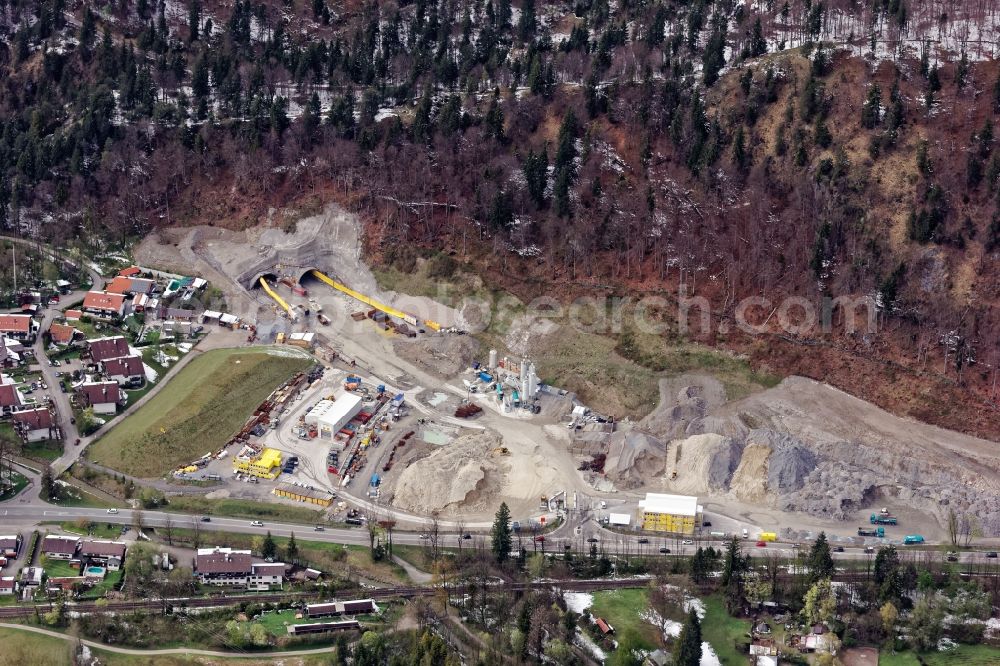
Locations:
488;349;498;371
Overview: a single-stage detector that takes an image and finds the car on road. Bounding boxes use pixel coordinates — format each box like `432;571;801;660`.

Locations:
659;547;671;554
200;516;211;522
534;536;545;542
107;508;118;514
73;438;80;446
637;538;649;544
250;521;264;527
462;533;472;540
681;539;693;545
947;554;959;562
755;540;767;547
419;533;429;539
586;537;599;543
70;417;75;424
987;551;998;558
314;525;325;531
833;546;845;553
864;546;875;553
702;521;712;527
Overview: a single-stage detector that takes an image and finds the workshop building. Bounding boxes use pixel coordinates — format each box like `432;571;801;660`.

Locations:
273;483;335;507
304;394;363;440
636;493;702;534
233;447;283;479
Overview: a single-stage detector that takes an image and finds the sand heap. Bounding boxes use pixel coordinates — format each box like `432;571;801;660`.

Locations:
391;431;506;515
604;430;667;489
662;433;742;495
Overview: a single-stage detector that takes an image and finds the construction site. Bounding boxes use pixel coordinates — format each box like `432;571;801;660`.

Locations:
134;204;1000;542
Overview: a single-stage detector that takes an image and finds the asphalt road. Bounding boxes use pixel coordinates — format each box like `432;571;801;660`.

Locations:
5;504;998;566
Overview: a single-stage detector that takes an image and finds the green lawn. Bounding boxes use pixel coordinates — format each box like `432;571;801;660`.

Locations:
0;470;29;501
589;588;661;651
87;347;312;477
165;496;326;524
21;439;64;462
881;645;1000;665
0;626;73;664
79;568;123;599
41;556;81;578
55;520;122;539
700;595;750;666
44;482;119;509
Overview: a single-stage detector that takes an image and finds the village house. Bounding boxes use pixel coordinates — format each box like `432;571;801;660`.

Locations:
78;541;127;570
12;407;57;442
86;336;131;363
0;577;15;595
193;547;286;591
0;314;38;342
48;322;82;346
81;291;128;319
0;378;23;416
0;535;21;558
77;382;125;415
101;355;145;387
0;337;25;367
41;535;80;560
107;276;156;296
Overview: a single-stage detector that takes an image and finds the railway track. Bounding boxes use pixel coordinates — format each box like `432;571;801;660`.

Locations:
0;577;649;619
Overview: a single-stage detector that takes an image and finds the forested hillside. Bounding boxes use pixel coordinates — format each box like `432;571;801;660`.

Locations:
1;0;999;435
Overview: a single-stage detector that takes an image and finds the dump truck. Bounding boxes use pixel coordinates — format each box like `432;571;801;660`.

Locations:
758;532;777;542
858;526;885;538
870;513;898;525
903;535;925;545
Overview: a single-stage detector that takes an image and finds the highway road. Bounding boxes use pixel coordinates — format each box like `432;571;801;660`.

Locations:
4;504;999;566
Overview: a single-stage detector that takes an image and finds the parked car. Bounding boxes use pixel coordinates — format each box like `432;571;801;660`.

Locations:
250;521;264;527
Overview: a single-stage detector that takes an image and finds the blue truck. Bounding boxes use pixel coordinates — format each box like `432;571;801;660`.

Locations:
903;535;925;545
858;526;885;538
870;513;898;525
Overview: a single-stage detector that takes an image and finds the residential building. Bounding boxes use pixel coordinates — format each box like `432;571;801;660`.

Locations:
64;309;82;321
286;620;360;636
78;382;125;415
636;493;702;535
303;394;363;440
273;483;335;507
20;567;43;586
232;447;282;479
101;355;145;387
0;379;23;416
86;336;131;363
193;548;285;590
81;291;128;319
0;314;38;342
0;337;24;367
79;541;127;570
48;323;82;346
42;535;80;560
107;276;156;296
117;266;142;278
0;577;15;595
12;407;57;442
0;535;21;558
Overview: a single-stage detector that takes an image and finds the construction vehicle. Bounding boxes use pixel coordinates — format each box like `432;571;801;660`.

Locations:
858;526;885;538
539;495;548;509
310;269;439;329
317;313;331;325
870;513;897;525
903;535;925;545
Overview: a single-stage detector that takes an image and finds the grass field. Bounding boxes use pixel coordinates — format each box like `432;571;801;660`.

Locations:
700;595;751;666
87;347;312;477
880;645;1000;665
0;627;72;665
40;556;81;578
21;439;64;462
589;588;661;652
0;470;29;501
165;496;326;524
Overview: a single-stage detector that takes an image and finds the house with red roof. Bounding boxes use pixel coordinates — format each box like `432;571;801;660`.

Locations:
81;291;128;319
77;382;125;415
0;379;23;416
12;407;57;442
48;322;82;346
0;314;38;342
86;336;130;363
107;276;156;296
101;355;145;387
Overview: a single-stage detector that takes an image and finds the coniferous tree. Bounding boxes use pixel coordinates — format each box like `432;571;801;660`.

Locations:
673;607;703;666
491;502;512;564
807;532;835;583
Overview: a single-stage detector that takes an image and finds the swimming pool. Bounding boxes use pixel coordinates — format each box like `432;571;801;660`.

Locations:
85;566;106;577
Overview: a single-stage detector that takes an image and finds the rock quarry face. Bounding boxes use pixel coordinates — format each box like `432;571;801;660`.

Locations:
624;375;1000;535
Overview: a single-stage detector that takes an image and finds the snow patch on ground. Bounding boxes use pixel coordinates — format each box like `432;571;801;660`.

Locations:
564;592;594;613
143;363;158;383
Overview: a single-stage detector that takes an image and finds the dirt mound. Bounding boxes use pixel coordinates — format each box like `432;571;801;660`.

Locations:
390;431;506;515
729;444;771;503
663;433;741;495
640;375;728;441
604;430;667;489
392;334;480;379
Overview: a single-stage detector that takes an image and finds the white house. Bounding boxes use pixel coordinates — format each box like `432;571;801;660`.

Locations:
78;382;125;415
12;407;56;442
